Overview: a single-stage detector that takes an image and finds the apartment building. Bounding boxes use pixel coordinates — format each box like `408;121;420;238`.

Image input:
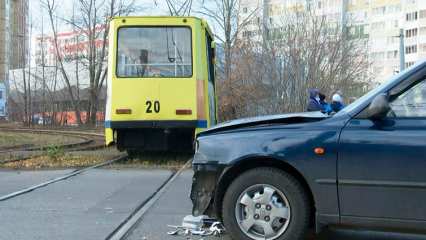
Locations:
10;0;29;70
35;25;106;67
240;0;426;84
0;0;28;118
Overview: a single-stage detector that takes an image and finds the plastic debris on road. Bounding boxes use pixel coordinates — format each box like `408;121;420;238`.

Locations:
167;215;225;237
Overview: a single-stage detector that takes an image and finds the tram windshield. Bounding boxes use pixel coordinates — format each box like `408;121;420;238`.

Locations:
116;26;192;78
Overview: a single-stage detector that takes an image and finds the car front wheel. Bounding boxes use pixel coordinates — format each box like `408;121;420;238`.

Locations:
222;167;310;240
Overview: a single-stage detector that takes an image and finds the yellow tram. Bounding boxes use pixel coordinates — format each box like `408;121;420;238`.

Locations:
105;16;216;152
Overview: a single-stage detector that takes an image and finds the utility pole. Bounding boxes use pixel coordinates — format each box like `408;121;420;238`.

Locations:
399;28;405;72
41;13;46;126
341;0;348;32
262;0;270;52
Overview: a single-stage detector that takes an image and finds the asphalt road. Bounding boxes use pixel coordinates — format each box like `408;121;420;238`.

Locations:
0;169;74;196
125;170;426;240
2;168;426;240
126;170;311;240
0;168;171;240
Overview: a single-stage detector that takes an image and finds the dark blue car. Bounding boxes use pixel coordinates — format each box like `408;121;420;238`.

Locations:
190;60;426;240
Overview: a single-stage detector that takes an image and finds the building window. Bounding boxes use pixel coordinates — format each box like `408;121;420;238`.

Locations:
387;36;398;44
371;51;385;60
243;7;248;13
406;45;418;54
371;21;385;30
0;91;2;100
405;61;415;68
372;6;386;16
393;20;399;28
387;4;401;14
406;11;418;21
387;50;398;59
406;28;418;38
420;9;426;18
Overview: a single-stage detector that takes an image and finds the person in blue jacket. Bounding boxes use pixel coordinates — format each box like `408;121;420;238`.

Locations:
319;93;332;114
307;88;323;112
331;92;345;112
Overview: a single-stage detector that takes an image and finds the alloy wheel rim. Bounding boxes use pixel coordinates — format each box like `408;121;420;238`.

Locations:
235;184;291;240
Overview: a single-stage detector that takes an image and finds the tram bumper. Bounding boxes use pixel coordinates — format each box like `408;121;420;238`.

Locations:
105;128;114;146
109;120;206;152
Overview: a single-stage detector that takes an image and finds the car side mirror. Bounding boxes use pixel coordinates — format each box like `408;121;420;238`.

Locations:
367;94;391;120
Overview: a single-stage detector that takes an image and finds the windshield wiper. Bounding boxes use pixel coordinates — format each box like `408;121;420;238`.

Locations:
166;27;183;63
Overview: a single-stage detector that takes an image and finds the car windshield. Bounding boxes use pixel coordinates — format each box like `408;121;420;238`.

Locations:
116;26;192;78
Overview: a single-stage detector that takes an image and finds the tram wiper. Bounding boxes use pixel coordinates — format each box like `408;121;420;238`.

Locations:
166;27;184;63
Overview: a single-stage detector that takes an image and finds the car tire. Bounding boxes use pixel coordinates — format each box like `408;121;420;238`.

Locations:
222;167;310;240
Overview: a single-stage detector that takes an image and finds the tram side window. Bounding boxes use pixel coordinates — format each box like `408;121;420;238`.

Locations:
116;27;193;78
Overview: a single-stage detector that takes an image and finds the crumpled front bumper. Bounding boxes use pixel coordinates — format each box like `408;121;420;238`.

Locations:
190;164;222;218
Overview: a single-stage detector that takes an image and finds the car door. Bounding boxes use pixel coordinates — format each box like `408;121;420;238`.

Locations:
338;78;426;223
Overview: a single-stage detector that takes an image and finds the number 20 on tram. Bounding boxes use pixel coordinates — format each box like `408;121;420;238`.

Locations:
105;16;217;153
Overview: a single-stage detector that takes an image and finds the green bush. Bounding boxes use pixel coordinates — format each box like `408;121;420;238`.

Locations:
44;145;64;161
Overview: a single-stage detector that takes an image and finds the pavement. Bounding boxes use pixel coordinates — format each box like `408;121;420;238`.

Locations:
126;170;316;240
1;168;425;240
0;169;74;196
124;170;407;240
0;168;172;240
125;170;209;240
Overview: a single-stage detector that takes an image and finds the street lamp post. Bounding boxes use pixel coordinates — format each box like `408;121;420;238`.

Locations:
399;28;405;72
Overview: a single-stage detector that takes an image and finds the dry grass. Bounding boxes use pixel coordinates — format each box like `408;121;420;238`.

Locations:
2;154;116;170
107;152;192;171
0;144;192;170
0;131;83;149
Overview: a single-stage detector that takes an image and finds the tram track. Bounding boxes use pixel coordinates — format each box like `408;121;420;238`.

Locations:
0;154;128;202
1;126;194;240
106;158;192;240
0;127;106;162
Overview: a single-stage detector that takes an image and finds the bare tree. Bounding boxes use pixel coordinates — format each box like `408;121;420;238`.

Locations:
158;0;193;16
41;0;136;126
68;0;136;125
42;0;83;125
196;0;259;121
218;8;372;120
218;40;269;120
268;10;372;113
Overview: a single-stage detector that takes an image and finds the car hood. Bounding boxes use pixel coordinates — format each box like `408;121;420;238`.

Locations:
200;111;328;136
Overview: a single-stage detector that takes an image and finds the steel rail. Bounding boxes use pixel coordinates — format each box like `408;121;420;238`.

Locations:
105;159;192;240
0;154;127;201
0;127;104;137
0;128;105;156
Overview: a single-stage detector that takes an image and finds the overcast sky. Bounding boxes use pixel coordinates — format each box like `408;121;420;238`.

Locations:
29;0;206;35
27;0;220;50
27;0;203;60
27;0;222;63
